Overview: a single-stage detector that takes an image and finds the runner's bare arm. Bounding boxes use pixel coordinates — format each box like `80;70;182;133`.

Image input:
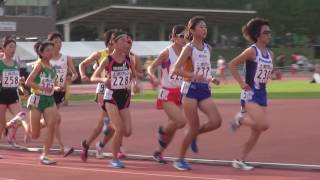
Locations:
147;49;169;85
228;47;255;90
79;51;101;81
172;45;194;79
90;59;108;84
25;63;43;90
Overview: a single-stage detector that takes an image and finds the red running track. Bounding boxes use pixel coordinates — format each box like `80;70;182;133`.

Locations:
0;150;319;180
1;99;320;179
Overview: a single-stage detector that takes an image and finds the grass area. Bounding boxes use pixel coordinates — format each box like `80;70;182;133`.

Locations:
68;80;320;102
213;80;320;99
68;93;96;101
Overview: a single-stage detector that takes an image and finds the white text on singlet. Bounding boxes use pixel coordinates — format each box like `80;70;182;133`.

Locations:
191;43;212;81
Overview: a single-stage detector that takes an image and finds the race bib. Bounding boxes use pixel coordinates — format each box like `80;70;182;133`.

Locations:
55;68;67;87
158;88;169;100
194;61;212;80
96;83;105;94
254;61;273;84
103;88;113;100
111;70;130;89
38;77;54;96
240;90;254;102
2;70;19;88
27;94;40;108
168;72;183;86
180;81;191;95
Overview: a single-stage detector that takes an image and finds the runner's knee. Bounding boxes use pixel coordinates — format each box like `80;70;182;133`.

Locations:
174;120;186;129
255;121;269;132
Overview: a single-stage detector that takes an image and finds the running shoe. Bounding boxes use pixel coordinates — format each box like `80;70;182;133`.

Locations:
7;112;26;127
152;151;167;164
40;155;57;165
63;147;74;157
110;159;125;168
232;159;254;171
173;159;191;171
7;138;18;148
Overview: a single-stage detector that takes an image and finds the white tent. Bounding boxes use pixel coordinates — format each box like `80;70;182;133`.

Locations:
16;41;170;61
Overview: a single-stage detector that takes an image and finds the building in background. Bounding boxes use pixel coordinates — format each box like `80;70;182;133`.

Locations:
56;5;256;43
0;0;57;40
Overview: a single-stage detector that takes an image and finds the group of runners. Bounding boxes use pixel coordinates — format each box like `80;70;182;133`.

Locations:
0;16;273;171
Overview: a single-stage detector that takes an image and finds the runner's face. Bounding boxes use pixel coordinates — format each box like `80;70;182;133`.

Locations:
115;35;132;53
41;45;54;60
173;31;186;47
193;21;207;40
4;42;16;58
52;37;62;52
258;25;272;44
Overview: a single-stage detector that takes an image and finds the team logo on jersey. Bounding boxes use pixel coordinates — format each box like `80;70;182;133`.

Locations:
199;54;207;58
259;58;272;63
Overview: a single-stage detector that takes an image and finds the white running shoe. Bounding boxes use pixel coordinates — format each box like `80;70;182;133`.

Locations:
230;112;243;132
7;138;19;148
232;159;254;171
95;142;104;159
40;155;57;165
8;112;26;126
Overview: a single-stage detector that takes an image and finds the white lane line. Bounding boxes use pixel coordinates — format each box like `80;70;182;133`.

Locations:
0;178;19;180
2;144;320;171
0;161;234;180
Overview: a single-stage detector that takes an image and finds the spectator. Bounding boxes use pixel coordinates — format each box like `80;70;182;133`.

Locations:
216;55;227;83
311;64;320;84
273;54;285;80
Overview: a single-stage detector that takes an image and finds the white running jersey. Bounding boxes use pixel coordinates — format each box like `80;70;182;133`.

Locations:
250;44;273;89
50;54;68;87
160;46;183;88
190;43;212;82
